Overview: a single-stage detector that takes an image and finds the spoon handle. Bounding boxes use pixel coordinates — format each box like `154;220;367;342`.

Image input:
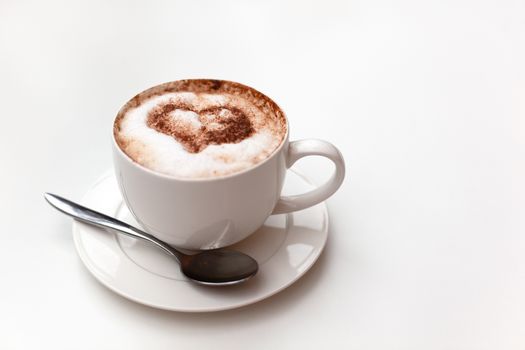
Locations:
44;193;181;260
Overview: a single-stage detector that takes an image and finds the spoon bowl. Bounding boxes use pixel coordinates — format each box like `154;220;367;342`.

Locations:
183;249;258;285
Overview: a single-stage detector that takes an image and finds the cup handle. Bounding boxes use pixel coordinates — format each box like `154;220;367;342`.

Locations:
272;139;346;215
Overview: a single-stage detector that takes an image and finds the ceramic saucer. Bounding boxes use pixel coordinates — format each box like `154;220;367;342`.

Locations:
72;170;328;312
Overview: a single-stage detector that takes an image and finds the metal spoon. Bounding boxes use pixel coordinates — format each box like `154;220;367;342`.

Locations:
44;193;258;286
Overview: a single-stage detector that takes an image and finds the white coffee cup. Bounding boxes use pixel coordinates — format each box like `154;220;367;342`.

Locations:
112;80;345;250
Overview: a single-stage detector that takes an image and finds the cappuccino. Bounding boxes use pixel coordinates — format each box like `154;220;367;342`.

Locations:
114;80;287;179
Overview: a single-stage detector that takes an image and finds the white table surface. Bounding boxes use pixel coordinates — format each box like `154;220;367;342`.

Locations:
1;0;524;348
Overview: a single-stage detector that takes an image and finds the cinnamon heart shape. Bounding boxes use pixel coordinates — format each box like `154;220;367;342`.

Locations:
147;101;255;153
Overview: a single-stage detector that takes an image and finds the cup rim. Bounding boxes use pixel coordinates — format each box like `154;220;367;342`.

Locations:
111;79;290;183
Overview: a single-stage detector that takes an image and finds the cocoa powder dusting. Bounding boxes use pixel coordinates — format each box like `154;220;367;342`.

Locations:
146;102;255;153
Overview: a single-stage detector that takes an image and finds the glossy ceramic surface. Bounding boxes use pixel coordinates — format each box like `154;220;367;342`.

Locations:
112;80;344;250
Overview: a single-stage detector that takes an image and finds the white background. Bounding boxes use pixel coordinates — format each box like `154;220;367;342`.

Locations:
1;0;524;348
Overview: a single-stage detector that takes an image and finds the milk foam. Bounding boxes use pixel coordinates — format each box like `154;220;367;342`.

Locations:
116;91;284;178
